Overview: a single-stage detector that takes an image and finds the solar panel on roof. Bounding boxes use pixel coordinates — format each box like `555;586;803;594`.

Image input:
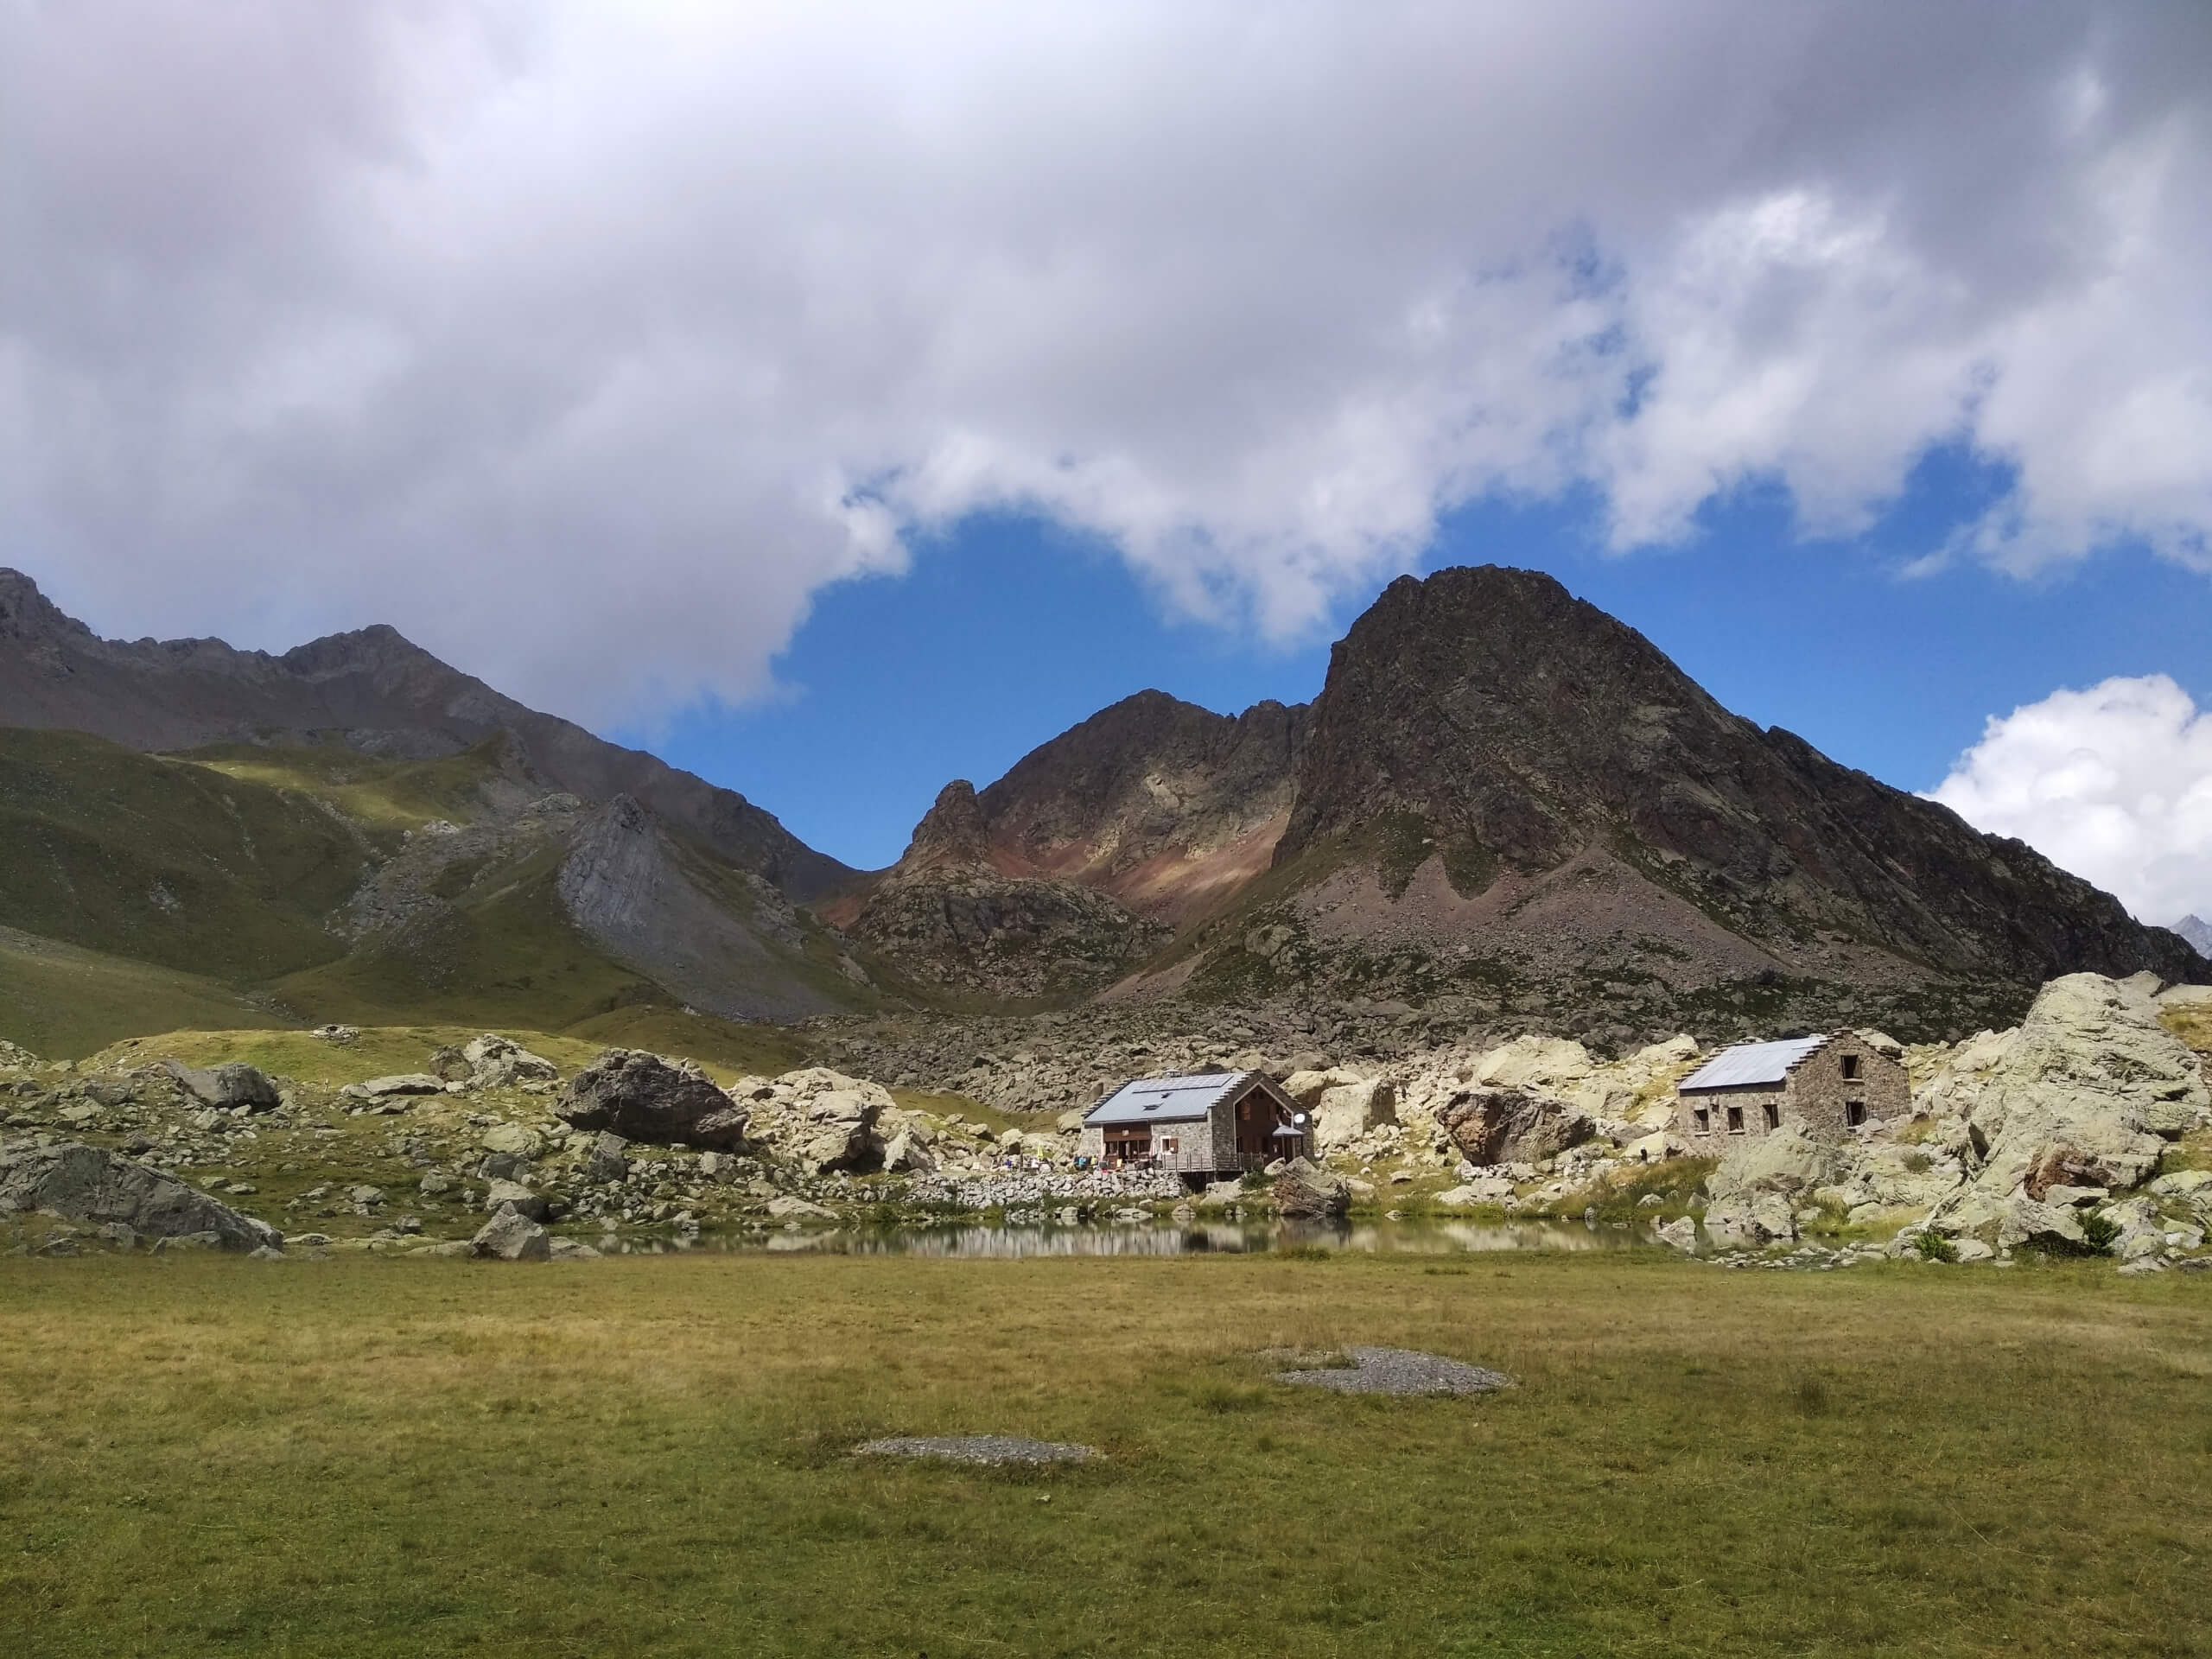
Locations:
1084;1071;1255;1125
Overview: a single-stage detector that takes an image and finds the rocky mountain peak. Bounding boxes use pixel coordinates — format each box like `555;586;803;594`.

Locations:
895;780;999;877
1279;563;1733;872
278;623;440;678
0;569;91;645
1262;562;2195;989
2173;914;2212;958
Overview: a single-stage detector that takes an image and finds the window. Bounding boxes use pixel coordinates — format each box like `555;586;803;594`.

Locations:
1846;1101;1866;1128
1160;1136;1179;1154
1726;1105;1745;1134
1840;1054;1861;1081
1763;1102;1780;1130
1693;1107;1711;1134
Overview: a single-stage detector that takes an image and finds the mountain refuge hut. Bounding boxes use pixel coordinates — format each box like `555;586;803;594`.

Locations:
1674;1033;1907;1146
1078;1071;1306;1184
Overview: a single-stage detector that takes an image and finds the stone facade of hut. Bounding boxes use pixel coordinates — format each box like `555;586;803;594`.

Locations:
1675;1032;1909;1147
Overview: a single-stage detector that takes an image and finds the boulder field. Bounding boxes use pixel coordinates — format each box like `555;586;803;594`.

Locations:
1689;974;2211;1268
3;969;2207;1271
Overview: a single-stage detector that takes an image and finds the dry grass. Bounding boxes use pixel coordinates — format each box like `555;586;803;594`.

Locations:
2;1251;2209;1656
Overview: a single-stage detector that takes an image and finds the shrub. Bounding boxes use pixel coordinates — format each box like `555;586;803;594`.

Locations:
1914;1230;1959;1263
2079;1211;2120;1254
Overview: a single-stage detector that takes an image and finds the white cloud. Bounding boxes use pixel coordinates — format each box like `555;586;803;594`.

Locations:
3;2;2209;725
1928;676;2212;926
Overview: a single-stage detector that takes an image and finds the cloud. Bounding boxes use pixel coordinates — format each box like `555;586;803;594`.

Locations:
3;2;2209;725
1928;676;2212;926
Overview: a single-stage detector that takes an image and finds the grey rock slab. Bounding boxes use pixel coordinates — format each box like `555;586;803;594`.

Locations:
162;1060;280;1112
1274;1346;1512;1396
1272;1156;1351;1219
469;1209;551;1261
855;1436;1096;1466
484;1179;550;1222
353;1074;447;1098
0;1140;281;1251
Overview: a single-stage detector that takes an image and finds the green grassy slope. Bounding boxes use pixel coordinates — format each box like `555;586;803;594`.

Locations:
560;1005;815;1077
181;737;517;832
81;1014;815;1089
0;730;696;1043
0;729;367;982
0;926;296;1058
0;729;873;1047
266;854;674;1032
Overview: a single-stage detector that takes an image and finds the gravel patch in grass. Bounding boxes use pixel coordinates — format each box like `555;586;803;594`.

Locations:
855;1434;1097;1465
1273;1345;1512;1395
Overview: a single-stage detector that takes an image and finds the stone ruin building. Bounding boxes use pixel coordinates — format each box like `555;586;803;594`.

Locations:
1675;1032;1908;1147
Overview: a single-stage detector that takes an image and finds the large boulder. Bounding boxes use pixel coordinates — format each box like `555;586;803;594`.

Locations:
469;1208;550;1261
556;1050;751;1150
1654;1216;1700;1252
1281;1066;1358;1109
880;1124;936;1173
1435;1087;1595;1166
582;1132;631;1184
162;1059;280;1112
1311;1077;1397;1151
0;1140;282;1251
1702;1126;1845;1246
788;1090;881;1175
484;1179;552;1223
738;1068;892;1175
1273;1158;1351;1219
1468;1035;1595;1092
1920;974;2209;1210
463;1033;561;1088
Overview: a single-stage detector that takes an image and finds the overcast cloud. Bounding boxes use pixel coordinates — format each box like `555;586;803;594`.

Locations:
3;1;2209;724
1930;676;2212;927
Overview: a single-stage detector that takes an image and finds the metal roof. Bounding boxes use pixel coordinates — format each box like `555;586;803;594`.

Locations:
1084;1071;1259;1126
1677;1034;1829;1091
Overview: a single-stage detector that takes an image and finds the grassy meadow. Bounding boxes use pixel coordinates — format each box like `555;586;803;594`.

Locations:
3;1249;2207;1657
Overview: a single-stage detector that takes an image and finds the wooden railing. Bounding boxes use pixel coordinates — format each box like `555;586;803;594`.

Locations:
1103;1148;1281;1176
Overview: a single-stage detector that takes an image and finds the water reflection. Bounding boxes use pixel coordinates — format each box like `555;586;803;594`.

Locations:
606;1218;1643;1259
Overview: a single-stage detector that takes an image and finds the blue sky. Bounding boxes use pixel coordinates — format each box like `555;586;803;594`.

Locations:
631;454;2212;876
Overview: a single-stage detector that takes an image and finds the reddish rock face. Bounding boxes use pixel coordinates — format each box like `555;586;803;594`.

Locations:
974;690;1307;925
839;691;1306;998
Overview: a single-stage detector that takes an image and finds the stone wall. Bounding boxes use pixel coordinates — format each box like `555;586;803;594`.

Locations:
1678;1087;1784;1146
1784;1033;1910;1136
